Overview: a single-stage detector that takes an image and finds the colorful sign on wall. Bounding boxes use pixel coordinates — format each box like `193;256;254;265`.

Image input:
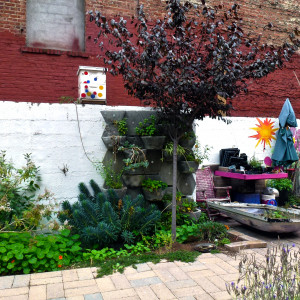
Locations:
78;66;106;103
249;118;278;150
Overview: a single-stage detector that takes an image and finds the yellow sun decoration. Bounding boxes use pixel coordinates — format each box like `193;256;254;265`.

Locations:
249;118;278;150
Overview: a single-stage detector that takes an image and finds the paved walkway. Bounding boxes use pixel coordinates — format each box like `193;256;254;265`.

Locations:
1;220;300;300
0;251;242;300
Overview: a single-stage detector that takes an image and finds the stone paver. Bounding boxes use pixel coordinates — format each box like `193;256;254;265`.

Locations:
101;288;137;300
110;275;131;290
84;293;103;300
150;283;175;299
95;278;115;293
64;280;96;290
12;275;30;288
29;285;46;300
62;270;79;283
47;282;64;299
2;226;298;300
65;286;100;298
135;286;159;300
0;287;29;298
130;276;162;288
0;276;14;290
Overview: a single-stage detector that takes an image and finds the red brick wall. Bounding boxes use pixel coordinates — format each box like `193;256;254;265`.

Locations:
0;0;299;117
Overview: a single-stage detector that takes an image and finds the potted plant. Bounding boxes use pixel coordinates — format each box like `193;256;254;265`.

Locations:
179;131;196;148
142;178;168;201
248;156;263;174
178;143;211;173
118;142;149;187
96;160;127;198
177;197;202;221
267;178;293;206
162;142;185;162
135;115;166;150
101;117;128;152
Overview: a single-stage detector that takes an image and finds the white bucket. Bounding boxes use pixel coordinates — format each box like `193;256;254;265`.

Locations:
261;194;277;206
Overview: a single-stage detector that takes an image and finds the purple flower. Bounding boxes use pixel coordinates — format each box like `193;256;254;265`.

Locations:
292;243;295;247
231;282;234;286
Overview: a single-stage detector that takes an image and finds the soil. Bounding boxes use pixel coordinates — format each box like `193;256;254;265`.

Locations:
156;235;242;256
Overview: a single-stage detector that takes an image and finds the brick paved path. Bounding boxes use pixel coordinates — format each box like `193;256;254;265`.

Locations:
0;249;261;300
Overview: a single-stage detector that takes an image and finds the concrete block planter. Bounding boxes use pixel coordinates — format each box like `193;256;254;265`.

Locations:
142;187;166;201
178;161;199;173
102;186;127;199
179;136;196;148
122;174;145;187
141;136;166;150
102;135;126;150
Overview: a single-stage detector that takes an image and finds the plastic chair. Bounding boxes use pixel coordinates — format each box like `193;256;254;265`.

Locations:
196;167;232;219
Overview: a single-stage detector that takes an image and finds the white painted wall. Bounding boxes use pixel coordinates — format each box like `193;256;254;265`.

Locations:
0;101;293;205
195;117;280;167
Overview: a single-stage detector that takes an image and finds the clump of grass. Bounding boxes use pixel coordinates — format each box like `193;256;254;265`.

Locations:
97;250;199;277
226;243;300;299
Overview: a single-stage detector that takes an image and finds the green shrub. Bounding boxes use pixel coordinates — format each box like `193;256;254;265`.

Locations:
113;118;128;136
58;180;161;248
96;160;123;189
176;221;228;243
0;151;56;231
135;115;158;136
142;178;167;192
0;229;82;275
267;178;293;191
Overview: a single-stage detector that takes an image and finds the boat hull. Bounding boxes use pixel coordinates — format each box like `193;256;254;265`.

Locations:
207;202;300;233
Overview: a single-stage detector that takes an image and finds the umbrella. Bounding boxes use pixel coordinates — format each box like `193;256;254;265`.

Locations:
272;98;298;167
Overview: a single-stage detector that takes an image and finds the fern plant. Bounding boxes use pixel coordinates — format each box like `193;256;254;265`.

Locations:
58;180;161;248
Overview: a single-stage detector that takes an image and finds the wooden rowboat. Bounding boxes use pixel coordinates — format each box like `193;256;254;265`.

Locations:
207;202;300;233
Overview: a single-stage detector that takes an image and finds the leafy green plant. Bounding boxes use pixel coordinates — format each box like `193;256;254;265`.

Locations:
182;131;196;141
263;208;290;220
249;156;262;168
193;143;211;165
267;178;293;191
176;221;228;243
0;151;56;231
151;229;173;251
287;194;300;207
163;142;186;156
135;115;158;136
142;178;168;192
0;229;82;275
96;160;123;189
215;237;231;247
177;198;198;213
118;142;149;171
113;118;128;136
227;243;300;299
58;180;161;248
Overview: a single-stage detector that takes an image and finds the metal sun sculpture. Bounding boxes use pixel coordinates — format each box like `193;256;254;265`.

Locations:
249;118;278;150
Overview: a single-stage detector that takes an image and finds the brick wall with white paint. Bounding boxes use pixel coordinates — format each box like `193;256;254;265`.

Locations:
0;102;293;205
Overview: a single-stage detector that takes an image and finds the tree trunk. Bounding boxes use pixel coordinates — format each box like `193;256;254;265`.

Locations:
171;138;178;241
